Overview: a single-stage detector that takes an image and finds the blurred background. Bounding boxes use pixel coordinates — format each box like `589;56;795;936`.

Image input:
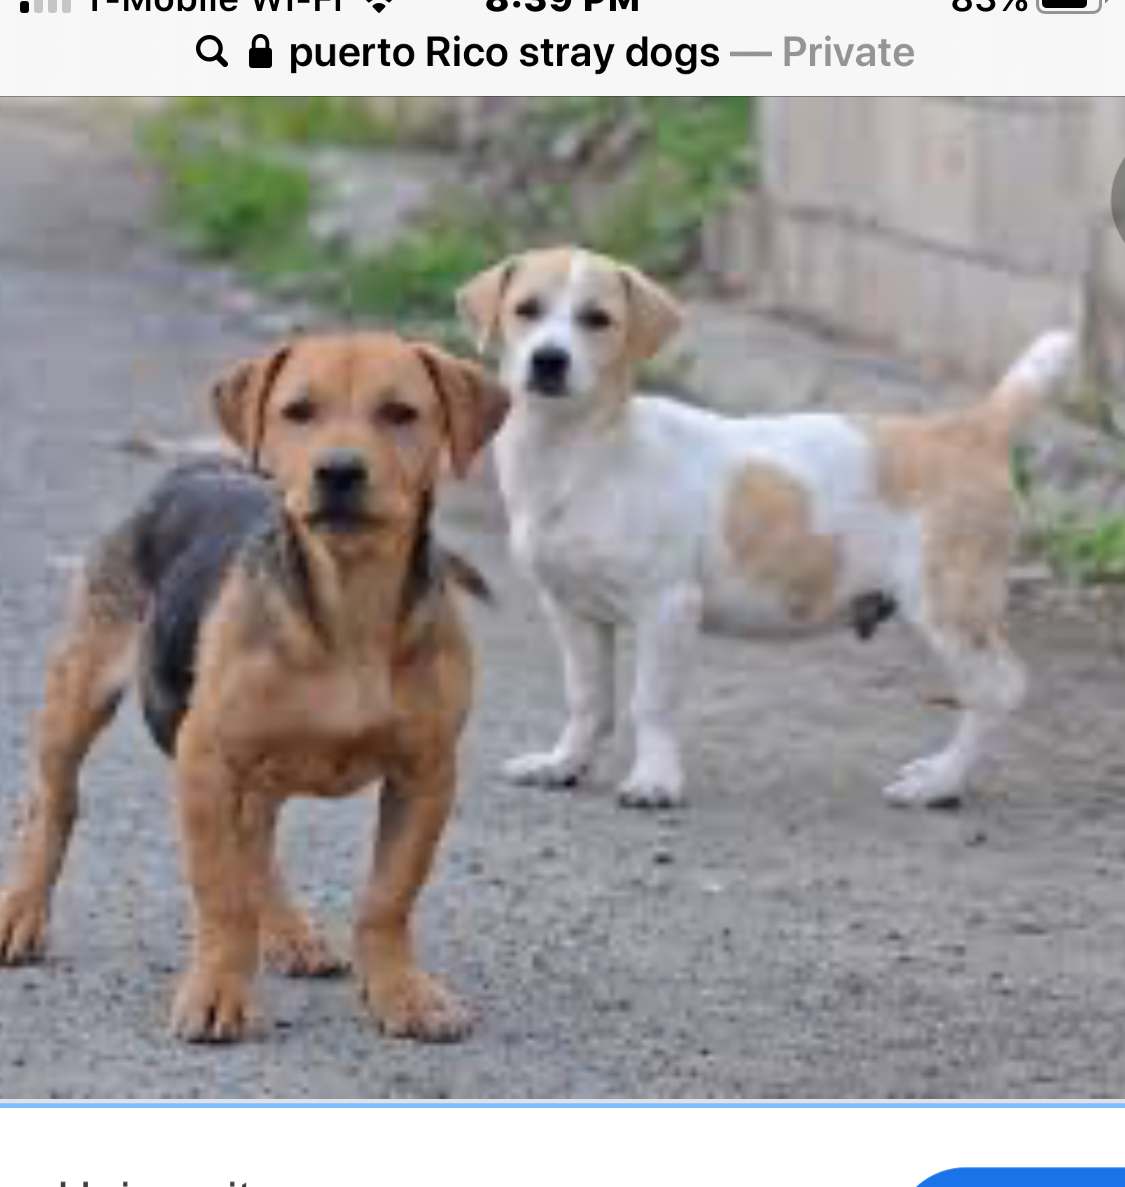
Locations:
130;95;1125;585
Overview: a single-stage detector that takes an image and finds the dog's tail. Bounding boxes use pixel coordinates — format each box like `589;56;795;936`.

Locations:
979;329;1078;438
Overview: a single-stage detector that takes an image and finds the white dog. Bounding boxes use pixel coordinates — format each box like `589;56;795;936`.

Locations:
459;246;1077;809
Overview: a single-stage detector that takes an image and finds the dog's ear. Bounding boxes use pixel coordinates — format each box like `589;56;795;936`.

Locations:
457;259;518;354
416;345;511;479
211;345;292;466
621;266;684;365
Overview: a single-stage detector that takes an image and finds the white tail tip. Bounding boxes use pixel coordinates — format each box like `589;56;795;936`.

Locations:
1000;329;1079;401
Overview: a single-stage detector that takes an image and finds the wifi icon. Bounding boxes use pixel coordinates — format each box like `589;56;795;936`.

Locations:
366;0;391;10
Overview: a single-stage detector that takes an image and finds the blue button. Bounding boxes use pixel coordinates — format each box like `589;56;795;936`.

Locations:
922;1172;1125;1187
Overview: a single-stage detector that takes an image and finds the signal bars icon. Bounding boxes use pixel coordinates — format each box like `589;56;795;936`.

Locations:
20;0;74;11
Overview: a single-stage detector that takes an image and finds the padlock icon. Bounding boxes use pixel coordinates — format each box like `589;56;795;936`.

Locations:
249;34;272;68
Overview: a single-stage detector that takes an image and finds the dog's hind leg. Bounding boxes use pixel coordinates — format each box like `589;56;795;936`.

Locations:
0;530;145;964
257;807;347;979
884;507;1025;807
884;627;1025;808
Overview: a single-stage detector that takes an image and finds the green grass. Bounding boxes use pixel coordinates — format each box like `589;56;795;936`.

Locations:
562;98;754;275
327;214;507;321
328;97;756;316
513;97;756;277
154;97;403;149
1039;514;1125;585
143;105;492;321
140;97;756;325
139;97;432;275
141;117;315;269
1010;444;1034;500
1018;441;1125;587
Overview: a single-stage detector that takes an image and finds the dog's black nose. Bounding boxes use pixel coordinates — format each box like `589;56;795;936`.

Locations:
315;450;368;496
530;346;571;393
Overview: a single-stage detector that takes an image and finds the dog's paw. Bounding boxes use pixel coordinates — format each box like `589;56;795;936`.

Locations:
884;755;965;808
362;970;473;1044
171;971;255;1044
619;740;685;810
263;924;347;979
618;767;686;811
502;750;591;790
0;891;49;966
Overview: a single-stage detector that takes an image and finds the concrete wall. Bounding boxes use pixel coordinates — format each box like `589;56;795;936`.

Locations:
708;97;1125;385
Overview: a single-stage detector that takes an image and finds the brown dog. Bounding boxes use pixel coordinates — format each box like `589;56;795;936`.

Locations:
0;332;508;1043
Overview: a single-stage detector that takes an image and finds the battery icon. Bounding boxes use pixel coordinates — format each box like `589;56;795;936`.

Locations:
1038;0;1102;10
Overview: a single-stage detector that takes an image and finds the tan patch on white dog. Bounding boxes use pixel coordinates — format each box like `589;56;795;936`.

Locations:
861;413;1016;641
724;461;840;625
862;412;1008;510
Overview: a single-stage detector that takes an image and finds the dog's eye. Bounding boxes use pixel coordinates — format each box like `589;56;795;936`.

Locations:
378;401;419;428
514;297;544;322
281;398;317;425
578;306;614;332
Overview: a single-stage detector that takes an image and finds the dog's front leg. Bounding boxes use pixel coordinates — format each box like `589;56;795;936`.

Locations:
620;586;702;809
256;806;347;979
170;737;267;1044
503;596;614;789
355;761;471;1043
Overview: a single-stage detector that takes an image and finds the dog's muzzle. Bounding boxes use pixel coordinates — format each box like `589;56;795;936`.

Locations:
528;346;572;397
310;449;372;529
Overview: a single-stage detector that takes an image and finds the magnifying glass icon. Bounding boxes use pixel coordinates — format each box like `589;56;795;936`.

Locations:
196;35;229;67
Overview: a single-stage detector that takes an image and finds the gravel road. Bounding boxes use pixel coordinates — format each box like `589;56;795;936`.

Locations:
3;102;1125;1099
